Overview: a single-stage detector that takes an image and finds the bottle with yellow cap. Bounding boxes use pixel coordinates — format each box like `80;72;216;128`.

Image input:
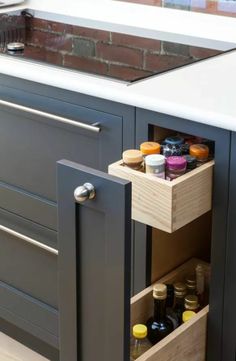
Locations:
182;310;196;323
130;324;151;360
146;283;174;345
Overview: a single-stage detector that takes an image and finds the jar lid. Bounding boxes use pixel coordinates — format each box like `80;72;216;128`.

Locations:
183;155;197;168
140;142;161;155
182;311;196;323
122;149;143;164
164;136;184;146
133;324;148;339
174;282;187;297
145;154;165;166
186;275;196;287
185;295;199;310
166;156;187;170
153;283;167;300
189;144;209;158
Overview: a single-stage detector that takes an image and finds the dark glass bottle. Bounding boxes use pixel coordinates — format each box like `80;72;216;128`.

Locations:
166;284;178;329
173;282;187;326
186;275;197;295
146;284;174;345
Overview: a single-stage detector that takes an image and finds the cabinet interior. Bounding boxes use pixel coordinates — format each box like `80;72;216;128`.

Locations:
151;212;211;283
129;124;214;360
150;123;213;282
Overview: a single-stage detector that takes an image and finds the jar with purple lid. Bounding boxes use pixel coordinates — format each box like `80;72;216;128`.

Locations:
166;156;187;181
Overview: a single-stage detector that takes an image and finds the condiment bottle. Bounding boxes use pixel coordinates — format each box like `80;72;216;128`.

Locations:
146;284;174;345
182;311;196;323
173;282;187;326
183;155;197;172
166;156;187;181
196;264;205;308
166;284;179;329
186;275;197;295
145;154;165;179
140;142;161;157
122;149;143;170
189;144;209;165
184;295;199;312
130;324;151;360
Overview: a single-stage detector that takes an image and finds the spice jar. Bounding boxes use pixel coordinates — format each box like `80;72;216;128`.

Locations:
145;154;165;179
122;149;143;170
189;144;209;165
140;142;161;157
162;136;184;158
165;136;184;146
166;156;187;181
183;155;197;172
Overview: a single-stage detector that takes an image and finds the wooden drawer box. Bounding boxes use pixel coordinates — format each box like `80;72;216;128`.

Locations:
109;160;214;233
131;258;210;361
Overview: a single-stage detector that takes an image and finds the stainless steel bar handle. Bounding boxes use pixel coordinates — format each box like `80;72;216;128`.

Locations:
0;99;101;133
0;225;58;255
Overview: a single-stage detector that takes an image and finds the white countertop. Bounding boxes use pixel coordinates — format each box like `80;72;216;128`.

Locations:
0;0;236;131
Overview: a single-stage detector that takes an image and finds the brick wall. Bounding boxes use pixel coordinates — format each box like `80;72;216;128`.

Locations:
24;17;220;81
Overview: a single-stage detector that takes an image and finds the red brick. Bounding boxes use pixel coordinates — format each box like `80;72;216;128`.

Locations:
145;53;193;72
24;46;63;65
68;25;110;41
26;17;67;33
26;30;72;52
112;32;161;51
109;64;153;81
190;46;221;60
96;43;143;67
64;54;108;75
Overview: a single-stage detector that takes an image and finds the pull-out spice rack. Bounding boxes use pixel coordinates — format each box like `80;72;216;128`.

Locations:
109;160;214;233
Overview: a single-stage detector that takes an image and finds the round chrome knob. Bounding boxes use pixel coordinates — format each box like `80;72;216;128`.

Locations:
74;183;96;203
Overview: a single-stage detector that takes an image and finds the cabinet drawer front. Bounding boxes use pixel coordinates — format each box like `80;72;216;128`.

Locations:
0;223;58;309
131;259;209;361
0;181;57;230
109;160;214;233
0;100;122;202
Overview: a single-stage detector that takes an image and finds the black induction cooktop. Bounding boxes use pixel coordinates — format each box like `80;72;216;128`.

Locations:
0;10;232;83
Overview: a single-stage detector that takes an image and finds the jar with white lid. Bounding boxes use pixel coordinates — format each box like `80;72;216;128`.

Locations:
145;154;165;179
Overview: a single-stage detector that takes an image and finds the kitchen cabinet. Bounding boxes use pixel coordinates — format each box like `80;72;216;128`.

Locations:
0;74;135;360
222;131;236;361
0;74;135;230
57;110;231;361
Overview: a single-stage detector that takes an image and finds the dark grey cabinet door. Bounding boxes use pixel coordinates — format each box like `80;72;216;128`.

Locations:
57;160;131;361
222;132;236;361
